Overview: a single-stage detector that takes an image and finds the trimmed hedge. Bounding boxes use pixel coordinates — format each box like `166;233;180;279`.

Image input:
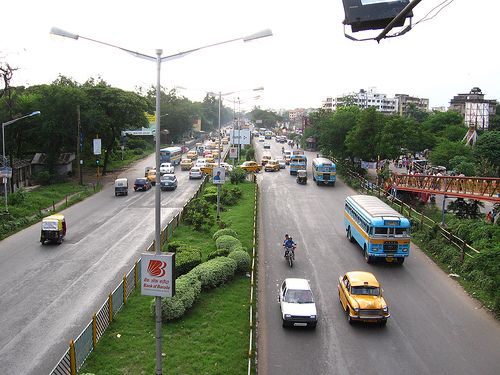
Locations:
190;257;237;290
215;235;242;252
176;248;203;277
207;248;230;260
213;228;238;241
228;250;251;274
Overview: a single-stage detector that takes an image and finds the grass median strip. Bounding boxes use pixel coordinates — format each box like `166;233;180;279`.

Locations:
80;182;256;374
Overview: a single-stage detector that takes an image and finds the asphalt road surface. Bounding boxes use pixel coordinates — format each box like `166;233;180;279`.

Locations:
0;154;204;375
256;138;500;375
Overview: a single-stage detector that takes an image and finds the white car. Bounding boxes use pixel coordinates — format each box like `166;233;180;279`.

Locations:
220;162;234;172
160;162;174;175
279;278;317;328
189;167;203;179
275;157;286;169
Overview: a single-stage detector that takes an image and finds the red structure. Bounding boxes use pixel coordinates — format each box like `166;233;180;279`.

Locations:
387;174;500;202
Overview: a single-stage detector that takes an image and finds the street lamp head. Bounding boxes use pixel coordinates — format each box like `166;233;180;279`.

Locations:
253;87;264;92
30;111;41;116
243;29;273;42
50;27;79;40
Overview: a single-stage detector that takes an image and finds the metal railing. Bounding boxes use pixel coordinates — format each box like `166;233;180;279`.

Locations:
336;160;481;260
49;176;208;375
247;184;258;375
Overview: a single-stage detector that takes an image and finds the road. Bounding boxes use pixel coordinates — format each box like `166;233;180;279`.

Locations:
0;154;204;375
256;138;500;375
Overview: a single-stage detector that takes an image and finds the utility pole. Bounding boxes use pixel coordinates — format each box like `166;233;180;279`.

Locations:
77;105;83;185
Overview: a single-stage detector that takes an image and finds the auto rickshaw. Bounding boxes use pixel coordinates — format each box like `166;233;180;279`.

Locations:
40;214;66;245
296;169;307;184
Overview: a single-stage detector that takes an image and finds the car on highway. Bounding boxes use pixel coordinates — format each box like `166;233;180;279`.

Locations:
263;142;271;149
160;174;178;191
258;137;265;142
275;157;286;169
189;166;204;179
240;161;262;173
146;169;157;186
220;162;234;172
264;160;280;172
279;278;317;328
180;158;193;171
186;150;198;161
338;271;390;326
160;162;174;175
134;177;152;191
261;153;272;166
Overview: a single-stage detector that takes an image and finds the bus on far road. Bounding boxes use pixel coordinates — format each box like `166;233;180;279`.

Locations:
312;157;336;186
344;195;411;264
264;130;273;139
289;155;307;175
160;146;183;165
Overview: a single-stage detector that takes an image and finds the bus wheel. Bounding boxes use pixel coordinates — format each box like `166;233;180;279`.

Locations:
364;247;373;263
347;228;355;243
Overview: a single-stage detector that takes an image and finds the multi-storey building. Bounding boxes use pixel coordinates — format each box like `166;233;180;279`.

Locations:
449;87;497;130
394;94;429;116
322;88;398;114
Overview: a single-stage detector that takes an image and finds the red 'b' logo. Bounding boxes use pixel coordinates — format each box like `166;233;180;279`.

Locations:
148;260;167;277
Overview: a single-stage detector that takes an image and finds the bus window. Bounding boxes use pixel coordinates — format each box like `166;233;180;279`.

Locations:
374;227;388;235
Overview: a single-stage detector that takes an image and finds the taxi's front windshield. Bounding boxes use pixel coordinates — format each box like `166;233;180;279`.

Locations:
351;286;380;296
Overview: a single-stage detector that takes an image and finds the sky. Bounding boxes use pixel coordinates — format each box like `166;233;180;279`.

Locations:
2;0;499;112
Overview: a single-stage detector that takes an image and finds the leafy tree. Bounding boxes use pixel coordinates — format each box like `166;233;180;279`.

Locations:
474;131;500;177
422;110;463;134
405;103;429;123
402;121;436;154
345;107;384;161
248;107;283;128
429;140;472;169
378;115;406;160
449;156;476;176
441;124;467;142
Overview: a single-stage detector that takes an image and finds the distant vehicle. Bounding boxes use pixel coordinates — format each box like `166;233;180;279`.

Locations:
134;177;152;191
258;137;265;143
264;160;280;172
40;214;66;245
160;162;174;175
312;158;336;186
240;161;262;173
338;271;390;326
186;150;198;161
279;278;317;328
147;169;157;186
189;167;203;179
264;130;273;140
160;174;178;191
345;195;410;264
275;157;286;169
261;153;272;166
296;169;307;184
180;158;193;171
220;162;234;172
144;166;154;177
114;178;128;196
160;146;182;165
263;142;271;149
283;150;292;165
289;155;307;175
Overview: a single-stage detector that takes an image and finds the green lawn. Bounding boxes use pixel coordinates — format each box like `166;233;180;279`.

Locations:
80;182;256;374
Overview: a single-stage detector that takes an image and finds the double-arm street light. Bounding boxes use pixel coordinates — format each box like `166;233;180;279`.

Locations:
50;26;272;375
2;111;41;212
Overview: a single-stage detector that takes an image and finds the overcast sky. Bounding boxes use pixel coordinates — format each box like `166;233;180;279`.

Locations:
3;0;498;111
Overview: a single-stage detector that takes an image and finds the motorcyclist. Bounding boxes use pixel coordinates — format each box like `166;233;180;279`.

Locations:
281;146;285;154
283;234;296;259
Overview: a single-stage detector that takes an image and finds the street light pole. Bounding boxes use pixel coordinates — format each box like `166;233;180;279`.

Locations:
217;91;222;221
2;111;41;212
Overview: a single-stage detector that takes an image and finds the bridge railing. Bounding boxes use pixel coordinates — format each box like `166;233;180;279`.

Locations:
334;159;481;260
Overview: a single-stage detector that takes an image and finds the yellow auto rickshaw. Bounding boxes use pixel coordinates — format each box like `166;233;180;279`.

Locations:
40;214;66;245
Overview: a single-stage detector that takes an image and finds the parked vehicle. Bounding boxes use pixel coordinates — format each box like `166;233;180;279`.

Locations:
134;177;152;191
40;214;66;245
338;271;390;326
279;278;317;328
114;178;128;196
296;169;307;184
160;174;178;191
189;167;204;179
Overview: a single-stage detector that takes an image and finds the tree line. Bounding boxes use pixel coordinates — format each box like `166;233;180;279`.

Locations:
0;75;233;175
304;105;500;177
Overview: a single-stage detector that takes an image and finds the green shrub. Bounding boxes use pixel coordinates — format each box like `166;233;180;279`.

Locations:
213;228;238;241
207;248;230;260
154;273;202;321
127;137;151;150
221;185;242;206
229;168;246;184
245;147;255;161
166;241;188;252
35;171;53;185
215;235;242;252
9;189;26;206
183;197;214;230
228;250;251;273
175;248;203;276
190;257;237;289
203;186;218;204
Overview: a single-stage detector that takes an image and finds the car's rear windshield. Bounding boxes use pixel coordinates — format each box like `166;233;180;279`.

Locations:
351;286;380;296
135;179;145;183
284;289;314;303
162;176;175;181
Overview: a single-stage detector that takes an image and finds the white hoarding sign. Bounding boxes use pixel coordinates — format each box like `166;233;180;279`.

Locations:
229;147;238;159
230;129;251;145
141;253;175;298
212;167;225;185
93;138;102;155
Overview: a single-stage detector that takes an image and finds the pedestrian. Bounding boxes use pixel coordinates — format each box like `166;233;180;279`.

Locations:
486;211;493;223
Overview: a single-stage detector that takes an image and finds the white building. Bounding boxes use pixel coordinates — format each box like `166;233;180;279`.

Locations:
322;88;398;114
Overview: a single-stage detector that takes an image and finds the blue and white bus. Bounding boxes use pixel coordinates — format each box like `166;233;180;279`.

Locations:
289;155;307;175
312;157;336;186
160;146;183;165
344;195;411;264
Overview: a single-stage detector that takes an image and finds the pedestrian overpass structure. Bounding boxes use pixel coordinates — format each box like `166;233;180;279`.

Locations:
387;174;500;202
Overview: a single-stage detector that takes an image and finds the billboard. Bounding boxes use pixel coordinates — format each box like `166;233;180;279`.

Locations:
230;129;250;145
141;253;175;298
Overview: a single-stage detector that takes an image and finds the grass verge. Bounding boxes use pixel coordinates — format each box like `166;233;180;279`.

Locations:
80;182;256;374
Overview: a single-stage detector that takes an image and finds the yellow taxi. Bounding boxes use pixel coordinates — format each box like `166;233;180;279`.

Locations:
338;271;390;326
222;137;229;144
147;169;157;186
180;158;193;171
261;153;272;166
186;151;198;161
240;161;262;173
264;160;280;172
205;156;215;164
200;162;218;175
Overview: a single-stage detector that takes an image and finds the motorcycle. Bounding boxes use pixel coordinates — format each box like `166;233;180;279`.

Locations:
284;245;295;267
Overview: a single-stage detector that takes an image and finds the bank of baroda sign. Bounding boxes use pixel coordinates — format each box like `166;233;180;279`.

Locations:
141;253;175;297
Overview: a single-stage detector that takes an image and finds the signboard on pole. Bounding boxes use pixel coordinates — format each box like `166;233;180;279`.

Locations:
230;129;250;145
141;253;175;298
93;138;101;155
212;167;225;185
229;147;238;159
0;167;12;179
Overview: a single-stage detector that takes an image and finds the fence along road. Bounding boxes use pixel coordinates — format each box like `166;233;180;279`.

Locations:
256;140;500;375
0;153;204;375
